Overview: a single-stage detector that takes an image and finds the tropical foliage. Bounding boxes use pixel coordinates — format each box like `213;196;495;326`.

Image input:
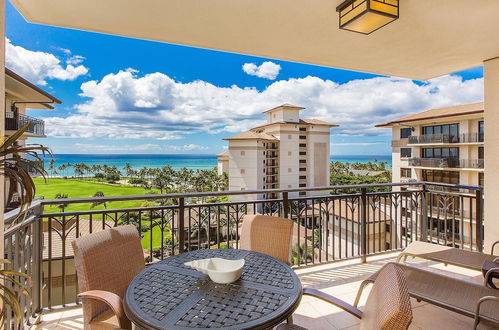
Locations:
0;260;31;326
0;123;50;216
330;160;391;191
49;161;229;194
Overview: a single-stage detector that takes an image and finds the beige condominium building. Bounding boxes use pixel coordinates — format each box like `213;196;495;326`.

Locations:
4;68;61;209
218;104;337;200
377;102;484;248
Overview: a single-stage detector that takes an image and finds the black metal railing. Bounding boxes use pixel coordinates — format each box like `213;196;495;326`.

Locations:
408;133;483;145
5;112;45;136
408;158;484;169
3;182;484;323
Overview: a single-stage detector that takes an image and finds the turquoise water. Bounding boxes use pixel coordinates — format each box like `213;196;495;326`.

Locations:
43;154;391;176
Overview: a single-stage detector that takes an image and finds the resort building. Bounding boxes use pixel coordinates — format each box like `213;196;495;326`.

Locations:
4;68;61;209
218;104;337;199
377;102;484;248
377;102;484;187
4;68;60;140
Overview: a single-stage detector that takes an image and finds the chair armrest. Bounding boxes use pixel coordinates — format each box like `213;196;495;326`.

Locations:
78;290;131;330
492;241;499;255
303;288;363;319
474;296;499;330
484;267;499;289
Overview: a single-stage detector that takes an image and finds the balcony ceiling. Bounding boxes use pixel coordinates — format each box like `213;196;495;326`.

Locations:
5;69;60;109
10;0;499;80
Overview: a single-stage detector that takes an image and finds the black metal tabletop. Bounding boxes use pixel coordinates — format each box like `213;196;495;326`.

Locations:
124;249;302;330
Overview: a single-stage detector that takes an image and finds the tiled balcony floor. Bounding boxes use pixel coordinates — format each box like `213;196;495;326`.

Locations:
36;252;496;330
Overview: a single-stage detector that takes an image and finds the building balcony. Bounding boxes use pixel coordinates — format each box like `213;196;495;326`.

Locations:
408;133;484;145
5;112;46;136
408;158;484;169
4;182;485;329
36;252;485;330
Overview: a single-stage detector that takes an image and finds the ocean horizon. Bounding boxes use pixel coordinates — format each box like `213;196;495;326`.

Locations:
43;154;392;176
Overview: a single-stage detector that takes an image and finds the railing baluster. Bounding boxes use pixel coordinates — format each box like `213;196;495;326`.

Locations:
360;188;367;263
475;189;483;252
178;197;185;253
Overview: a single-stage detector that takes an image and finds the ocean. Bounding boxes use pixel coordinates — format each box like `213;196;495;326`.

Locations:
43;154;392;176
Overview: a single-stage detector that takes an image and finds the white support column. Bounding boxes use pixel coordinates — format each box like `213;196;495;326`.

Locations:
0;0;5;257
483;57;499;253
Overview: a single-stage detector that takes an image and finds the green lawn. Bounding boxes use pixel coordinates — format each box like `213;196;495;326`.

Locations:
34;178;160;213
35;178;169;248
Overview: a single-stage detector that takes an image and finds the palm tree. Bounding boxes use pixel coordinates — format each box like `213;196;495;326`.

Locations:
54;193;69;212
57;163;67;177
48;158;57;177
123;162;135;178
91;191;107;209
1;123;50;217
74;163;84;179
0;124;50;326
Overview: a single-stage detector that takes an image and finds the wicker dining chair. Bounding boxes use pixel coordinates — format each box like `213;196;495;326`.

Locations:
278;263;413;330
72;225;145;330
240;214;294;264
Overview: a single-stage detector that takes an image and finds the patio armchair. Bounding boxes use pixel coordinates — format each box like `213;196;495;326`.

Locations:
72;225;145;329
278;263;413;330
354;262;499;329
240;214;294;264
396;240;499;271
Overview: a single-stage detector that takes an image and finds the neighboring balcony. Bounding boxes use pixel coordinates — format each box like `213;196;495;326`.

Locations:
408;133;484;145
5;112;46;137
408;158;484;169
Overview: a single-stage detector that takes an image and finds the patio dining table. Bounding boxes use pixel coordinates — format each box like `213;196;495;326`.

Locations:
123;249;302;329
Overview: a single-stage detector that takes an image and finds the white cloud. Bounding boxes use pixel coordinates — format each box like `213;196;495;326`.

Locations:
242;61;281;80
5;38;88;85
73;143;207;153
74;143;162;152
44;70;483;140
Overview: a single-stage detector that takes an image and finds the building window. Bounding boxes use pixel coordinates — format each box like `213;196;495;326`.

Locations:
241;188;246;191
288;168;292;173
422;170;459;184
422;147;459;159
479;173;484;187
299;151;306;156
299;143;306;148
479;147;484;160
288;185;292;188
400;148;411;158
299;183;306;187
400;168;411;178
299;127;307;131
400;127;412;139
240;169;245;174
422;124;459;137
299;192;306;196
287;135;292;139
479;121;484;142
288;151;292;156
299;168;306;172
299;159;306;164
299;135;307;140
240;151;245;156
299;175;306;180
385;224;391;233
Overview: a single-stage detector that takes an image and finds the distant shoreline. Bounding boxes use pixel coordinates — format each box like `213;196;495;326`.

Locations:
43;154;392;177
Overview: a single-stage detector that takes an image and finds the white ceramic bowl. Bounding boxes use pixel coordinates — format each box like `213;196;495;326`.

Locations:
184;258;245;284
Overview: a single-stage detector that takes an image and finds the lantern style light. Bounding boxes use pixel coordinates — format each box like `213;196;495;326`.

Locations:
336;0;399;34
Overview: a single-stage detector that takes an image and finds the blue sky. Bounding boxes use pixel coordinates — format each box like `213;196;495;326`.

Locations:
5;1;485;156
